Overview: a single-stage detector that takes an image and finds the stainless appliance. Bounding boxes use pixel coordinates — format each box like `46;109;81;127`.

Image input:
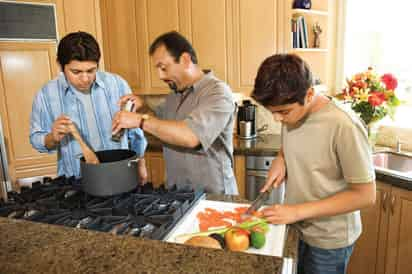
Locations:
0;118;11;202
237;100;257;139
246;155;285;205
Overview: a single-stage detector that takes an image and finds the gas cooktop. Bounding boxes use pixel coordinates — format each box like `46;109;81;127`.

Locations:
0;176;204;240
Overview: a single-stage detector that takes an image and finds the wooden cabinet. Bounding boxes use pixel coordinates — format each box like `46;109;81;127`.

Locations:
234;155;246;198
348;181;412;274
385;186;412;274
100;0;278;96
229;0;277;95
144;151;166;188
0;42;59;186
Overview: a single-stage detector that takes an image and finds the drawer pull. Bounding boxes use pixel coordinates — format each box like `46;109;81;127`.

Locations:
390;196;396;215
382;192;388;212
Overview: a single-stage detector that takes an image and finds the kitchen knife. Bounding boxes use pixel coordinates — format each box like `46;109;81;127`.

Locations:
243;190;270;216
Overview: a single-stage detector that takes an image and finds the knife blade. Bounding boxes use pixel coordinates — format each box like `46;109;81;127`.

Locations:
244;190;270;216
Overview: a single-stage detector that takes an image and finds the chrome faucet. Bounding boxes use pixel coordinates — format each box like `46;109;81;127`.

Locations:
396;138;403;153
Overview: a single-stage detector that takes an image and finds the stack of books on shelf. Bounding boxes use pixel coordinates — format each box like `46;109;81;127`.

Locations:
291;15;309;49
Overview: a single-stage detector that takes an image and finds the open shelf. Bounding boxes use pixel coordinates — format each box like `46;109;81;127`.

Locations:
292;8;329;16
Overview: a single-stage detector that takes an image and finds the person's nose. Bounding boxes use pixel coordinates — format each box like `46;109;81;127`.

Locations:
79;72;88;82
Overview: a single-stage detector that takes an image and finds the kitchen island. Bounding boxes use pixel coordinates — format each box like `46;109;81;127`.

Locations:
0;194;298;274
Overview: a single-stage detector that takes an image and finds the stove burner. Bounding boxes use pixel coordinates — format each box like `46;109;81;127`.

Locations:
0;176;203;240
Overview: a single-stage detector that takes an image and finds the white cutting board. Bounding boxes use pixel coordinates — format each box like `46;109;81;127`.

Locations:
165;199;286;257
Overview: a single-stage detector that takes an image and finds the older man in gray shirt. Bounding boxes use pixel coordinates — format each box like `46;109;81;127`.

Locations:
112;31;238;195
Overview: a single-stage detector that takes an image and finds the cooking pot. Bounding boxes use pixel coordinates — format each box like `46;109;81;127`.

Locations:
80;149;140;197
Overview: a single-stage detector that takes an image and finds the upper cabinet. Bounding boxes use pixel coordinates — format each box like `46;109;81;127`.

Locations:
229;0;277;94
100;0;279;95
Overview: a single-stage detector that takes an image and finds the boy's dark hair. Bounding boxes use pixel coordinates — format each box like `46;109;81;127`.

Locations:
57;31;101;69
252;54;312;106
149;31;198;64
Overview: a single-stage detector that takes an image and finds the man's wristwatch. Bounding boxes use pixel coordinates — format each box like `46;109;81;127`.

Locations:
140;114;149;129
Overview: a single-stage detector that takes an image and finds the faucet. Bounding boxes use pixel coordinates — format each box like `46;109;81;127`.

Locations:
396;138;403;153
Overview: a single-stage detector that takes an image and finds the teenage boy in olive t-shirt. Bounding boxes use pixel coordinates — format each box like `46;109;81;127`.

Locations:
251;54;376;274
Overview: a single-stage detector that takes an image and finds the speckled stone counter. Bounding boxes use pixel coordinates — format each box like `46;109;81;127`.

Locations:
0;195;298;274
147;134;281;157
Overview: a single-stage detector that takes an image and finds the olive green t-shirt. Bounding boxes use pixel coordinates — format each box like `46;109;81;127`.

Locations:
283;99;375;249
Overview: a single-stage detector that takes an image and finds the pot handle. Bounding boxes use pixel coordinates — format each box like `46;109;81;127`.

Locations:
127;157;140;167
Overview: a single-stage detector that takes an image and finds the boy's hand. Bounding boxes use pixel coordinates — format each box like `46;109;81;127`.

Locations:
260;156;286;192
261;204;301;225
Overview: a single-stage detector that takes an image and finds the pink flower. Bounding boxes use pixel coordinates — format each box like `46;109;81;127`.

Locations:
381;73;398;90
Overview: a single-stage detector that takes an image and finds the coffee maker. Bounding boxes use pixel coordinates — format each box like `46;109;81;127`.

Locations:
237;100;257;139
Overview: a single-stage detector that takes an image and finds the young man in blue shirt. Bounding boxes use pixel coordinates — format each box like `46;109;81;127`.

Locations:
30;31;147;181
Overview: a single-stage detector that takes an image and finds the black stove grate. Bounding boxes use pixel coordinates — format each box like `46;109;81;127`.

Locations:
0;176;203;240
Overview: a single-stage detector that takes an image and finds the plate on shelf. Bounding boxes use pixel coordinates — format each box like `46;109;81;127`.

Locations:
164;199;286;257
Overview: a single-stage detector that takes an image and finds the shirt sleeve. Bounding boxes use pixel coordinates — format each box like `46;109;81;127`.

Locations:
115;75;132;97
29;91;55;153
128;128;148;157
184;83;235;151
336;120;376;184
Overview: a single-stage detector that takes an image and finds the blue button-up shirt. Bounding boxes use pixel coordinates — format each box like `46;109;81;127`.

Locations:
30;71;147;177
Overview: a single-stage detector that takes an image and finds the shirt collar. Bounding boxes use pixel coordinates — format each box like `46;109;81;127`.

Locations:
58;71;105;95
174;69;213;96
193;69;213;92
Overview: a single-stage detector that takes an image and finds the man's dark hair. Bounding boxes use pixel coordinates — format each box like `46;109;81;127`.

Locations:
149;31;198;64
252;54;312;106
57;31;101;69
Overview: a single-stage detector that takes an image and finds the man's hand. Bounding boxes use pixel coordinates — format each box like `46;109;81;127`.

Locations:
260;155;286;192
112;111;142;135
51;115;73;142
118;94;144;112
261;204;300;225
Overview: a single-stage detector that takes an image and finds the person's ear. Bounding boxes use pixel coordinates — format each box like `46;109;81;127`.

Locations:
180;52;192;68
306;87;315;103
57;61;64;72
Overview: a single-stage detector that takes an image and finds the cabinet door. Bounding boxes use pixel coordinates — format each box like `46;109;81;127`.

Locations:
62;0;105;68
100;0;141;91
135;0;181;94
0;42;59;184
145;152;166;188
348;181;391;274
234;155;245;198
229;0;277;95
385;186;412;274
180;0;230;83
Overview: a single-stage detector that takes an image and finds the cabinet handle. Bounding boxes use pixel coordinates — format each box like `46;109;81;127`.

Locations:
382;192;388;212
390;196;396;215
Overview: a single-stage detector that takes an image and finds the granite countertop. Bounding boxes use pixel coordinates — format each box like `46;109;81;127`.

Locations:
0;195;298;274
147;134;281;157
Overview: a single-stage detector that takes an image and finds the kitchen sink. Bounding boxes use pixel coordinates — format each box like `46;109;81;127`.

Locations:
373;151;412;180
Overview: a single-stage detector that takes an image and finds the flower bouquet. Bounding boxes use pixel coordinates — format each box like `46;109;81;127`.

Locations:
335;68;401;133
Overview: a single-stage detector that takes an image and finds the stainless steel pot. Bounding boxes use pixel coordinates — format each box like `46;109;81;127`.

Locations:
80;149;140;197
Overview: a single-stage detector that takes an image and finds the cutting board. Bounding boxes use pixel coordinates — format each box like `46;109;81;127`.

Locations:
164;199;286;257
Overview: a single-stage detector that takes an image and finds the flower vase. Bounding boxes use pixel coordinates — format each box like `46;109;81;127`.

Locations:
367;122;379;148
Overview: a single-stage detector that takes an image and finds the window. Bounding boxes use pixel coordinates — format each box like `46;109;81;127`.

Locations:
343;0;412;128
